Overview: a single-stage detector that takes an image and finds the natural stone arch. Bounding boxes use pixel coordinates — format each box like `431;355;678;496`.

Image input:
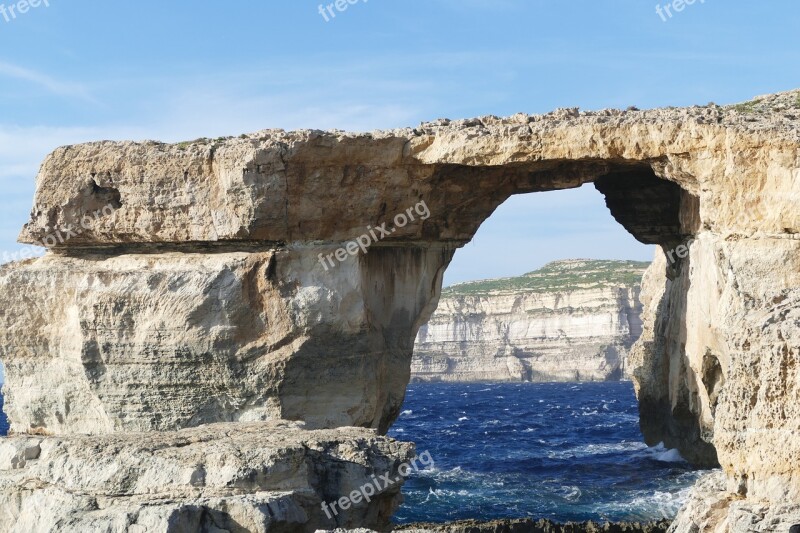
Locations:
1;91;799;529
3;115;726;452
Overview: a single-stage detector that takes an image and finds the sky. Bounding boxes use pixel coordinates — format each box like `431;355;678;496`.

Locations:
1;0;799;288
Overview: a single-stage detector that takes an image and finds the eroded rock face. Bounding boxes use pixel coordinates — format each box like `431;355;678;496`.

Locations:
0;246;451;435
1;90;799;531
0;421;414;532
670;471;800;532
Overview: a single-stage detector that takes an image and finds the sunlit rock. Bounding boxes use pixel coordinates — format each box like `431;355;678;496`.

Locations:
1;90;799;531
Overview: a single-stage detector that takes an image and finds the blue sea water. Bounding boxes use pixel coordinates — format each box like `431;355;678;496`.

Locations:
387;381;707;524
0;394;8;436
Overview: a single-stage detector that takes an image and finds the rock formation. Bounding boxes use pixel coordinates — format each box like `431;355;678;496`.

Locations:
0;90;799;531
412;260;646;382
0;422;414;532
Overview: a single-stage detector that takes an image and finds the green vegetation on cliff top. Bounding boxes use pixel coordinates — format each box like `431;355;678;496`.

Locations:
443;259;650;297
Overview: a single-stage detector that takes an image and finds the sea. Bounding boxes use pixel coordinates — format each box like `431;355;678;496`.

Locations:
0;382;707;525
387;381;707;525
0;394;8;435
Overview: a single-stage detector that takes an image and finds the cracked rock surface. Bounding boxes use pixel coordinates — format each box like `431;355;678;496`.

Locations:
0;421;414;533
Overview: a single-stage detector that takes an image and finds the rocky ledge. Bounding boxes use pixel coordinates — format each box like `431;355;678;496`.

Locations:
413;260;647;382
669;471;800;533
0;421;414;532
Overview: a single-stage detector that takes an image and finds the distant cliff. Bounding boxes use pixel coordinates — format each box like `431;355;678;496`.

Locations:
412;260;648;382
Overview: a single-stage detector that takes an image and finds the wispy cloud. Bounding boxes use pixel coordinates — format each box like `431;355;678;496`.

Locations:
0;61;97;103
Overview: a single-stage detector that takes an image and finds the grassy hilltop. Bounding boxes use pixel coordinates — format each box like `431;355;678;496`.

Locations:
443;259;651;297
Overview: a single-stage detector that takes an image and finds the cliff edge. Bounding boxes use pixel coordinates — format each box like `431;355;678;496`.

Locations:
413;260;647;382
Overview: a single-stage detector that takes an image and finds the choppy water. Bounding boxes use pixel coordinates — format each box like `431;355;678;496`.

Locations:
0;394;8;435
388;381;706;524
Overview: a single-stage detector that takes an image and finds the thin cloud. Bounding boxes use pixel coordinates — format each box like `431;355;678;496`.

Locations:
0;61;97;103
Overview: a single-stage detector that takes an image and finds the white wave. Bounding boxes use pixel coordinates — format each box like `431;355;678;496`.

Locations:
418;465;506;488
655;448;685;462
596;485;696;520
609;412;640;423
558;485;583;502
399;409;413;416
547;441;647;459
458;416;468;422
647;442;688;463
421;487;473;502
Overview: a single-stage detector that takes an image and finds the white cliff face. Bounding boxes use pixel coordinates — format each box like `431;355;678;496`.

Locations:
412;260;646;382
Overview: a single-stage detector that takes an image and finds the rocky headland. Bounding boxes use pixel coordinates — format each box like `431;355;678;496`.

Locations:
1;90;799;531
412;260;647;382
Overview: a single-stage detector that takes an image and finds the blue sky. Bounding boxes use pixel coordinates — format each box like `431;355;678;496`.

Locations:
1;0;799;286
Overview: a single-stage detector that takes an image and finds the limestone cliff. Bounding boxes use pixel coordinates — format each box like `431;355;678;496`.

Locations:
412;260;647;382
1;90;799;531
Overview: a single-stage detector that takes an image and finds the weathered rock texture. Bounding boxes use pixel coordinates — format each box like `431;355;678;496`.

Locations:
412;260;646;382
0;421;414;532
669;471;800;532
1;90;799;531
0;247;448;435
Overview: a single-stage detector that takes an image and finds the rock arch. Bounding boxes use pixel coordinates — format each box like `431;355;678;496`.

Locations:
1;91;799;530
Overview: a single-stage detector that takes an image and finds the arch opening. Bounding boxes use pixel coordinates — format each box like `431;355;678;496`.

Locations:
390;168;707;525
